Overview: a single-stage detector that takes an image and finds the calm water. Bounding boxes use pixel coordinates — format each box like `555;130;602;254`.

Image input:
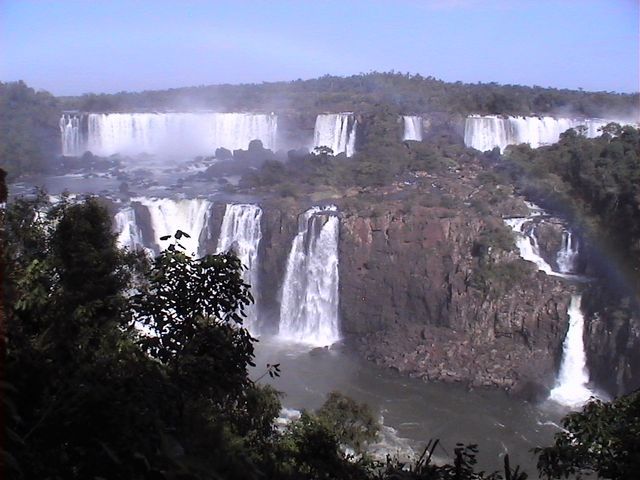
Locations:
252;336;568;475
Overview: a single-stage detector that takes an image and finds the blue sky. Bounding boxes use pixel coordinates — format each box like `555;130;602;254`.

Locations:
1;0;638;95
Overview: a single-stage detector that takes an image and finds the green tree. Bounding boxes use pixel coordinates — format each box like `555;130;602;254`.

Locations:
316;391;380;454
535;391;640;479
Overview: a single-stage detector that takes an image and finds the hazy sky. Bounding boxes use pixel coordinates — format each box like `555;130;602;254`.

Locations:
1;0;638;95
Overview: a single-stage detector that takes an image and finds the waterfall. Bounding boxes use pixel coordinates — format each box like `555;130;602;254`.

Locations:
556;231;579;274
505;206;595;406
60;113;83;156
313;114;357;157
549;295;595;407
216;204;263;333
60;112;278;157
114;207;145;251
504;217;559;276
402;116;423;141
279;206;340;346
134;197;212;256
464;115;631;152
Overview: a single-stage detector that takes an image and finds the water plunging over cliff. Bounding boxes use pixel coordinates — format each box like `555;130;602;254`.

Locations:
279;206;340;346
549;295;595;407
313;114;357;157
216;204;263;333
505;205;596;407
504;216;559;276
114;207;145;251
464;115;627;152
134;197;212;256
60;112;278;157
402;116;423;141
60;113;83;156
556;231;579;274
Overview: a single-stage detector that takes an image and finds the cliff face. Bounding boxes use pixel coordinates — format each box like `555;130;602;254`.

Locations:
337;203;570;395
583;283;640;397
252;192;571;397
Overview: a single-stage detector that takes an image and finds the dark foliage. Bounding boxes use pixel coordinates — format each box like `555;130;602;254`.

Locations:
536;391;640;479
61;72;637;119
498;124;640;310
0;81;60;177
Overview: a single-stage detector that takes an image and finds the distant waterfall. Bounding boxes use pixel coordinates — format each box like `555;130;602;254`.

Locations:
313;114;357;157
549;295;595;407
402;116;423;141
114;207;145;251
60;112;278;156
135;197;212;256
556;231;579;274
216;204;263;333
60;113;83;156
279;206;340;346
464;115;630;152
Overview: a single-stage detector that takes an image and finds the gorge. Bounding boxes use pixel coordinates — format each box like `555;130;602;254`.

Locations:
7;74;640;474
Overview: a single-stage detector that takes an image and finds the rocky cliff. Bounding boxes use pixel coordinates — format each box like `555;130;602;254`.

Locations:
337;201;571;397
251;180;572;397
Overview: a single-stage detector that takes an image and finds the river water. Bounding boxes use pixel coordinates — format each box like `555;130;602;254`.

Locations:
11;171;572;477
252;336;566;474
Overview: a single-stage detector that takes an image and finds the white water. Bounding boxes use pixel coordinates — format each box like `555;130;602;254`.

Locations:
313;114;357;157
402;116;423;141
556;231;579;274
549;295;595;407
134;197;212;256
60;113;83;156
61;112;278;157
216;204;263;333
505;206;595;408
114;207;145;251
504;217;559;276
279;206;340;346
464;115;631;152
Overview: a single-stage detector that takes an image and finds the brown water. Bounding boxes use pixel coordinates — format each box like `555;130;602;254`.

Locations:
252;336;569;476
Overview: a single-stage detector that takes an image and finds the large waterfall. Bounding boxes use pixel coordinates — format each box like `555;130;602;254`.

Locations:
279;206;340;346
313;114;357;157
134;197;212;256
60;112;278;157
216;204;263;333
402;116;423;141
464;115;627;152
549;295;595;407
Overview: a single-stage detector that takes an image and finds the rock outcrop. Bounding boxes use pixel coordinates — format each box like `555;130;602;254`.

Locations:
249;186;572;396
337;202;571;394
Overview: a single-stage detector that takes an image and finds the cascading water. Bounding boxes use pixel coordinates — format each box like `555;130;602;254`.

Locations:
60;112;278;156
313;114;357;157
135;197;212;256
556;231;579;274
279;206;340;346
504;217;558;276
464;115;631;152
505;204;595;407
216;204;263;333
402;116;423;141
114;207;145;251
60;113;83;156
549;295;595;407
